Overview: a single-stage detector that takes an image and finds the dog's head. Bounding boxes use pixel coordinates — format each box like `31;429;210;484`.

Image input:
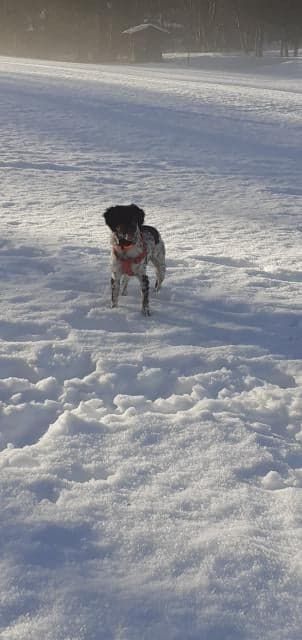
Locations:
103;204;145;243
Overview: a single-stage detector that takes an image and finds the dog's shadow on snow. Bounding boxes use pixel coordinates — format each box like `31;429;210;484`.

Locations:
156;284;302;361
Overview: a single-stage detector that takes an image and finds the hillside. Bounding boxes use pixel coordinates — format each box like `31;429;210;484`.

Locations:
0;53;302;640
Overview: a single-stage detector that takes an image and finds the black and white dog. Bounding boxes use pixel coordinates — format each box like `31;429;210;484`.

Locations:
103;204;166;315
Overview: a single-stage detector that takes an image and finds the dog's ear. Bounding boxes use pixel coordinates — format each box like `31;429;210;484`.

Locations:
103;206;118;231
129;204;145;228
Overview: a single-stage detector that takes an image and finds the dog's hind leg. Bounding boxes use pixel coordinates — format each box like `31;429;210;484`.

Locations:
151;241;166;291
152;257;166;291
137;274;150;316
121;275;129;296
111;275;120;307
154;267;165;291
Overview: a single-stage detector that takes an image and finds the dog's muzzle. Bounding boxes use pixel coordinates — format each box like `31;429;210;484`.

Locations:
117;236;133;247
115;225;137;245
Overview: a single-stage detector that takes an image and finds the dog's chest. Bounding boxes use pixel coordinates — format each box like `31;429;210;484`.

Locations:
113;243;143;260
112;232;154;260
111;236;148;276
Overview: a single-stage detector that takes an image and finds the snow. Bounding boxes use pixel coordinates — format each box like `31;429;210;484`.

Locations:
123;24;169;35
0;52;302;639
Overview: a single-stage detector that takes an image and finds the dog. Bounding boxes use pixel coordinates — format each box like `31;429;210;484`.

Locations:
103;204;166;315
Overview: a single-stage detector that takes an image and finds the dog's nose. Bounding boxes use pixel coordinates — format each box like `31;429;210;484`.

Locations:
121;230;135;241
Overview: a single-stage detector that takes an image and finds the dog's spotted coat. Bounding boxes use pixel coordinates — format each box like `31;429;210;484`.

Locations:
104;205;166;315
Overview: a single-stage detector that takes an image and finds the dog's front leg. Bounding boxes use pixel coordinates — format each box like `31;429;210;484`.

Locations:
121;275;129;296
138;274;150;316
111;274;120;308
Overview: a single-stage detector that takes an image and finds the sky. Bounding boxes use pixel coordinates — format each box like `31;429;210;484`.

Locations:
0;52;302;640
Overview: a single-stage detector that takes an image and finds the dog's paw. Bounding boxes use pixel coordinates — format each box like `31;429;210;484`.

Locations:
154;280;162;292
142;307;151;317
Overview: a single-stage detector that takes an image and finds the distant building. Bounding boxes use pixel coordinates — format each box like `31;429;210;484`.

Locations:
122;23;169;63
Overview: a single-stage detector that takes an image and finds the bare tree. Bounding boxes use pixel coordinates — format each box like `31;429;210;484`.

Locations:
0;0;301;61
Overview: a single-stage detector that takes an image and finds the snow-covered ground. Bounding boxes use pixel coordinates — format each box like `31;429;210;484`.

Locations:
0;52;302;640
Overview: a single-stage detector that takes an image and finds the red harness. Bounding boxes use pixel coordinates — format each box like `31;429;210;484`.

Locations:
114;237;147;276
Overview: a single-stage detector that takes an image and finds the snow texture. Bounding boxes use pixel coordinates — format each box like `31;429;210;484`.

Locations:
0;52;302;640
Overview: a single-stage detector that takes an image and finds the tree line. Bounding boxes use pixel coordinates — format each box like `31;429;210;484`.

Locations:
0;1;301;61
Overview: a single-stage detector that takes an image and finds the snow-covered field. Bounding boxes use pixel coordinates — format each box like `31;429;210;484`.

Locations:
0;53;302;640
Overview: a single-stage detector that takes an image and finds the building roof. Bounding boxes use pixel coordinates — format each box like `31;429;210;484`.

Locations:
122;23;169;36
